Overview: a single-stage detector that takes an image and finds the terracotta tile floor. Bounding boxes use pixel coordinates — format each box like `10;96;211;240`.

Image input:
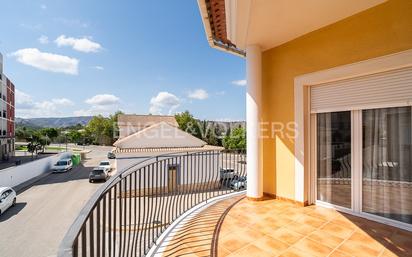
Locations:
155;195;244;257
157;195;412;257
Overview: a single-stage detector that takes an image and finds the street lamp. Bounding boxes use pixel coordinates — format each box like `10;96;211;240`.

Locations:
62;131;68;152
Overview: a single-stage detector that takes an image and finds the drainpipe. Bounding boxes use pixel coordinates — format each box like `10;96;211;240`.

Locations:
246;45;263;200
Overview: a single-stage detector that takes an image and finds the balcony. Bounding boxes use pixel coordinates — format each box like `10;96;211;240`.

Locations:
58;150;412;257
58;150;247;257
155;196;412;257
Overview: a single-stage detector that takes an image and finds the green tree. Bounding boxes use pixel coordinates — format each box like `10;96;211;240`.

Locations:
15;127;28;141
209;123;224;146
199;121;220;146
205;126;219;145
67;130;82;143
15;126;35;141
85;115;114;145
26;133;48;157
38;135;49;152
223;127;246;150
214;123;225;146
175;111;201;138
41;128;58;139
111;110;124;140
40;127;59;144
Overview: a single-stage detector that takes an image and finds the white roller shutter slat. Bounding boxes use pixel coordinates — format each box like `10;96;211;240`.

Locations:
311;66;412;113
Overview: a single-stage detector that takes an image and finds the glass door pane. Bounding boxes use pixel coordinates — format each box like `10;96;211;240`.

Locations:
362;107;412;224
317;111;351;208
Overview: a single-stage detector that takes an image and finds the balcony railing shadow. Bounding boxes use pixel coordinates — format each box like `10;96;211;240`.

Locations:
157;194;244;257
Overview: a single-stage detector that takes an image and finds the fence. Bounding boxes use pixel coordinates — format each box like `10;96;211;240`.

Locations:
0;152;72;189
58;150;246;257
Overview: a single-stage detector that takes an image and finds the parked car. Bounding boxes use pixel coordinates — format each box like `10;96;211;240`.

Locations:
99;160;112;172
220;169;239;187
107;152;116;159
52;158;73;173
0;187;16;215
230;176;247;190
89;167;109;183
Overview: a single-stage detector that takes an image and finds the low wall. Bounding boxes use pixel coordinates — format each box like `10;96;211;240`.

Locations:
0;152;72;189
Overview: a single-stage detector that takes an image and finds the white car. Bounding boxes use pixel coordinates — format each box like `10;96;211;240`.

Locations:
52;158;73;173
0;187;16;215
99;160;112;172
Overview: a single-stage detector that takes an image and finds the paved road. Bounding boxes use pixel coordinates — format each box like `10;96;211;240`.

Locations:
0;145;115;257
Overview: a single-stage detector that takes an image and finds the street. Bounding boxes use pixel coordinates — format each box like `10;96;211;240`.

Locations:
0;145;115;257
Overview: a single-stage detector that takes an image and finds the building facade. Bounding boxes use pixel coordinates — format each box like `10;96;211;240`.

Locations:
113;122;224;194
198;0;412;231
0;53;15;161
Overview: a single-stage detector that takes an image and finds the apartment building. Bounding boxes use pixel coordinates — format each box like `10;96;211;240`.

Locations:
0;53;15;161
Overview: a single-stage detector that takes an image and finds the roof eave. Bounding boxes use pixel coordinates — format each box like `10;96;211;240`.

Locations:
197;0;246;58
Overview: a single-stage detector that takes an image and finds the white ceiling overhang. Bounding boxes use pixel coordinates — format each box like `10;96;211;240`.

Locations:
225;0;387;52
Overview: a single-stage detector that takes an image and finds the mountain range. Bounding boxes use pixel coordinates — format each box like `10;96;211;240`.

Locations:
16;116;94;128
16;116;246;130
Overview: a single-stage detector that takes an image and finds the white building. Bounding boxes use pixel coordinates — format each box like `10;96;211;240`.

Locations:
117;114;178;140
113;122;223;194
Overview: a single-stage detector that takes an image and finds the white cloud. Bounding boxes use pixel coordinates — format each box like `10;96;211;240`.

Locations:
216;91;225;96
73;105;113;117
149;92;180;115
51;98;74;106
75;94;120;116
187;89;209;100
55;35;102;53
232;79;247;86
15;89;35;109
38;35;49;44
10;48;79;75
92;66;104;70
15;89;75;118
85;94;119;106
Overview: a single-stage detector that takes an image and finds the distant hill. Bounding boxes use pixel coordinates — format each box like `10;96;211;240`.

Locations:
200;120;245;136
205;120;245;130
16;116;93;128
15;115;246;130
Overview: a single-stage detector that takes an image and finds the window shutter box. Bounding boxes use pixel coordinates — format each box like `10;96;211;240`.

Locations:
310;66;412;113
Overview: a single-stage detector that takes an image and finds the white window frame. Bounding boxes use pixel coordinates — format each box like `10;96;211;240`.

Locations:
311;111;354;213
294;49;412;231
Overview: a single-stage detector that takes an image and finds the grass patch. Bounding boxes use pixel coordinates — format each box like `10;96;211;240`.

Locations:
45;146;66;151
16;145;28;151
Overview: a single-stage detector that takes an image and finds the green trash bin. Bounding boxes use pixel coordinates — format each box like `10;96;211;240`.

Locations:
71;154;81;166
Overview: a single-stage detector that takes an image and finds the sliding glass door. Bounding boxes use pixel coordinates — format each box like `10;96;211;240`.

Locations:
315;106;412;226
317;111;351;208
362;107;412;224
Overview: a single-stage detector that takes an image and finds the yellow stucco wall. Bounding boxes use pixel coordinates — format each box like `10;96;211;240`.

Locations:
261;0;412;200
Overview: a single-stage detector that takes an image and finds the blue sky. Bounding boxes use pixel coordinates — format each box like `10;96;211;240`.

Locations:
0;0;246;120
